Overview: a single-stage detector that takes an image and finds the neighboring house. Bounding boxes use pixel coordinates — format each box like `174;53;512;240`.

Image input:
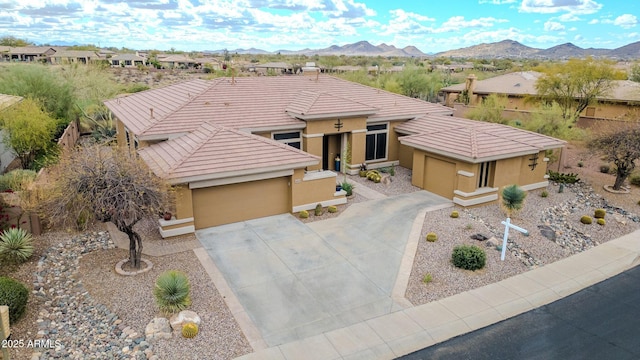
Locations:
5;46;56;62
156;54;197;69
109;53;146;67
441;71;640;121
0;94;22;173
104;75;564;237
50;50;100;64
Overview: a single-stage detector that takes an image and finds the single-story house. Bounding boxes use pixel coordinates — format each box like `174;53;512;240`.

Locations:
156;54;197;69
441;71;640;121
5;46;56;62
0;94;23;172
50;50;101;65
104;75;564;237
109;53;146;67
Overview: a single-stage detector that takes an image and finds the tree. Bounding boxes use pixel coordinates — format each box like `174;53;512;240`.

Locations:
589;122;640;191
501;184;527;218
43;145;171;268
397;67;429;98
630;62;640;83
0;36;33;47
535;58;620;122
466;94;508;124
0;98;58;170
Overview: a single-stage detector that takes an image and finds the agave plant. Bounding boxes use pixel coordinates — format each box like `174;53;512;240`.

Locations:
153;270;191;314
501;184;527;218
0;228;34;264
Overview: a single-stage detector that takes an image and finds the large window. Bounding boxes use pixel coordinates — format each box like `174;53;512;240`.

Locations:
273;131;301;149
365;123;388;161
478;161;495;188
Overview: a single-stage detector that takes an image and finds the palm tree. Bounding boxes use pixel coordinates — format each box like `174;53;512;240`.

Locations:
501;184;527;218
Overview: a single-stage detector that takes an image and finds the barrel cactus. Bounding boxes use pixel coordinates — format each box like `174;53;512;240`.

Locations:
594;208;606;219
450;211;459;218
299;210;309;219
597;218;606;226
182;322;199;338
580;215;593;224
426;232;437;242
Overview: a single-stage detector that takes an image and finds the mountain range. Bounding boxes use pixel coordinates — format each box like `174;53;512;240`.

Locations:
213;39;640;59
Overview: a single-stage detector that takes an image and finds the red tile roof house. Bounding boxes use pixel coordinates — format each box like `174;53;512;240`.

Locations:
104;75;565;237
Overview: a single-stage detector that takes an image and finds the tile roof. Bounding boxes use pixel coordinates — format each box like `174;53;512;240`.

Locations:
8;46;56;55
106;75;453;140
138;122;319;183
285;90;378;119
397;114;565;163
441;71;640;102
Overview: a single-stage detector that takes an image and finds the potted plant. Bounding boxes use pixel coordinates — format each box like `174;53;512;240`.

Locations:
163;211;172;221
359;163;367;177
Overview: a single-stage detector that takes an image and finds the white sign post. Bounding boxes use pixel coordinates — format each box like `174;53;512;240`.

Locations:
500;218;528;261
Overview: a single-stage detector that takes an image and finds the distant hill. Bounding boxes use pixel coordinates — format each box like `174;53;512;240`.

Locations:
204;39;640;59
435;40;540;58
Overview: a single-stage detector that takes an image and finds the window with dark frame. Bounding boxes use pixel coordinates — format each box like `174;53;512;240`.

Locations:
365;123;388;161
273;131;301;149
478;161;492;188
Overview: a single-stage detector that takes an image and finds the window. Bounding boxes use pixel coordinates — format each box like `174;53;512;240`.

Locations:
365;123;388;161
478;161;494;188
273;131;301;149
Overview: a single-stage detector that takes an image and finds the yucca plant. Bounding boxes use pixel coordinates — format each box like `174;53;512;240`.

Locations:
0;228;34;264
501;184;527;218
153;270;191;314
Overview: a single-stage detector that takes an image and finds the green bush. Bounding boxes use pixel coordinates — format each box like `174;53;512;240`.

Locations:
426;232;437;242
580;215;593;224
547;170;580;184
540;190;549;198
597;218;606;226
594;209;606;219
314;203;323;216
0;276;29;324
599;164;610;174
341;181;354;196
299;210;309;219
422;273;432;284
630;174;640;187
0;228;34;264
0;169;37;191
450;211;459;218
153;270;191;314
451;245;486;271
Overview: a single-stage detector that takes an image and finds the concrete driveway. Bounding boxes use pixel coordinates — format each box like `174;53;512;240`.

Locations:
197;191;451;346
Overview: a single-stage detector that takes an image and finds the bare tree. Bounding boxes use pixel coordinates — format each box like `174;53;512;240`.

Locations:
43;145;171;268
589;121;640;191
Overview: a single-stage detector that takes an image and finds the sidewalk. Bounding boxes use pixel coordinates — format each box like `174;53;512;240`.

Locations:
234;229;640;360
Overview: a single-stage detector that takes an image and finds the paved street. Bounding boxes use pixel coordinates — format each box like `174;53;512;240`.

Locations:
399;264;640;360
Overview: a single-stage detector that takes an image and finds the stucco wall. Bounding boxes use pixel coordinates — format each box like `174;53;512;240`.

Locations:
291;169;345;211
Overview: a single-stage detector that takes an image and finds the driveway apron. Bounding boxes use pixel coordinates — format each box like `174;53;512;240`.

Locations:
197;191;450;346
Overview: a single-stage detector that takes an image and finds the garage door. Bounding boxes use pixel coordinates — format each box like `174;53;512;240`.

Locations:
423;157;456;199
192;177;290;229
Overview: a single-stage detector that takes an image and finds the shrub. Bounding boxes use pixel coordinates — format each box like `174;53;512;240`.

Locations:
153;270;191;314
426;232;437;242
182;322;199;338
450;211;459;218
299;210;309;219
630;174;640;187
341;181;354;196
327;206;337;213
597;218;606;226
594;208;606;219
599;164;610;173
540;190;549;198
0;276;29;324
501;184;527;217
451;245;486;271
0;169;37;192
422;273;432;284
314;203;323;216
0;228;34;264
577;161;584;167
580;215;593;224
547;170;580;184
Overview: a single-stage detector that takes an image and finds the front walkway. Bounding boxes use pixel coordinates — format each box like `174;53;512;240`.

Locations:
196;191;452;347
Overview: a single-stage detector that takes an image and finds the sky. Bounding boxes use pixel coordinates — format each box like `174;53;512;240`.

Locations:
1;0;639;53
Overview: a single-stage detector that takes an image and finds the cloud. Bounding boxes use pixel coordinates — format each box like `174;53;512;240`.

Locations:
377;9;435;36
544;20;565;31
588;19;598;24
613;14;637;29
478;0;517;4
437;16;508;33
520;0;602;15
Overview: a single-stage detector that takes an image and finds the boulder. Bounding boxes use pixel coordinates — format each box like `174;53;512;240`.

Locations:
145;317;172;340
170;310;201;331
537;225;556;241
470;233;489;241
486;237;501;248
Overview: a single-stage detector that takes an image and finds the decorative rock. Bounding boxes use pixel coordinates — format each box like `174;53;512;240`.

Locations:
470;233;489;241
145;317;172;340
486;237;501;248
170;310;202;331
537;225;556;241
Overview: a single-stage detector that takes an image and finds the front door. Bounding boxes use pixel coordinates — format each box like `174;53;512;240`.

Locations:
322;134;341;171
